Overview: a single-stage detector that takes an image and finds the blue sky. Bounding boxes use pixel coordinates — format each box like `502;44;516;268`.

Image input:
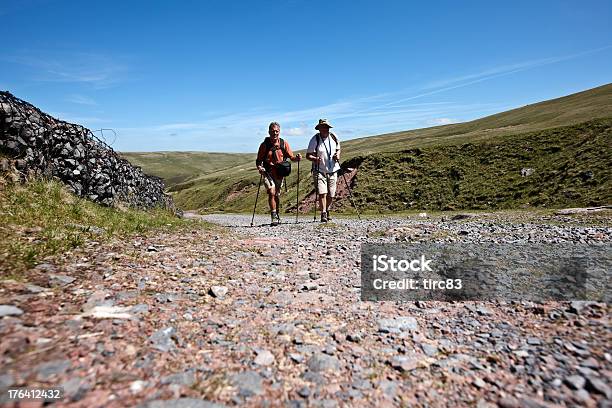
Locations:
1;0;611;153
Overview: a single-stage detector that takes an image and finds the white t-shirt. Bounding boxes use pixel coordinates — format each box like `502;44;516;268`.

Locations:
307;133;341;174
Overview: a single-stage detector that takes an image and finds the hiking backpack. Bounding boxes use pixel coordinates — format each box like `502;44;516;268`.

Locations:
264;137;291;177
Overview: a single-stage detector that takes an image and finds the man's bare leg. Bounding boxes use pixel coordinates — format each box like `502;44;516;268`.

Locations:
326;196;333;213
318;193;327;213
274;195;280;221
325;195;333;220
268;188;276;212
318;193;328;221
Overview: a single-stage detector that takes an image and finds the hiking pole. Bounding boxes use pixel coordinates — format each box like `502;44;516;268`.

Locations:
251;173;263;227
313;160;319;222
340;167;361;220
296;158;300;224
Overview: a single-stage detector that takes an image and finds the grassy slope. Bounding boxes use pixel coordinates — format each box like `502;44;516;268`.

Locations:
170;118;612;214
138;83;612;212
0;178;202;276
348;118;612;212
120;151;255;185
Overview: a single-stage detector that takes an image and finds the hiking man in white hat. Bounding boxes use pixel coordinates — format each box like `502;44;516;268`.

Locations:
306;118;341;222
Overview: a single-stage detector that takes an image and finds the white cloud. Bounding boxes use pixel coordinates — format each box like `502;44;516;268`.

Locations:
283;126;308;136
66;94;97;105
351;46;612;116
422;45;612;92
427;117;458;126
49;111;107;125
114;46;612;152
3;51;129;88
154;123;201;131
114;100;500;152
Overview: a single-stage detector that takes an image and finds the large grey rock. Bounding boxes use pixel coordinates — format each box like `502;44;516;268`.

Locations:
149;327;177;352
131;304;150;314
254;349;275;366
0;373;15;388
307;352;340;372
49;274;76;286
35;359;71;381
377;317;418;333
301;371;326;385
420;343;438;356
390;355;420;372
377;380;398;397
161;370;196;387
564;375;586;390
25;284;48;293
209;286;228;298
568;301;601;315
61;377;90;401
231;371;264;397
144;398;226;408
585;376;611;397
0;305;24;317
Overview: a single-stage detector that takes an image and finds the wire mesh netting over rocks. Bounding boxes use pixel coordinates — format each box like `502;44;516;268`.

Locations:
0;91;174;210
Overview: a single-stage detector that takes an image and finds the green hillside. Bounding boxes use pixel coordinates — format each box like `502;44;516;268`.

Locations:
133;83;612;213
346;118;612;212
120;151;255;185
343;82;612;157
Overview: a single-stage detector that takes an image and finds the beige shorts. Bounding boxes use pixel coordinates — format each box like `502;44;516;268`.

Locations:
312;171;338;197
264;174;283;196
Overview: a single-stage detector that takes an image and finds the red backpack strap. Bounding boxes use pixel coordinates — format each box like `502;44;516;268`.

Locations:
279;138;288;159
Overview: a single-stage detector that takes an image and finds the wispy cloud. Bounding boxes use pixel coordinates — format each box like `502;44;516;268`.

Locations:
115;46;611;152
427;117;458;126
421;59;555;91
3;51;129;88
49;112;107;125
354;45;612;115
284;125;309;136
116;99;500;151
422;45;612;92
155;123;201;131
66;94;97;105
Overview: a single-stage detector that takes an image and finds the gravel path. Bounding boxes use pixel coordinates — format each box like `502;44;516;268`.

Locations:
1;211;610;407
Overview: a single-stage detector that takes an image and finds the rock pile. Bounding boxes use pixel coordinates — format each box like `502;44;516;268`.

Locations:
0;91;172;209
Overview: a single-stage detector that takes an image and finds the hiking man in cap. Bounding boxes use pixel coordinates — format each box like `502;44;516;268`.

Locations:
256;122;301;226
306;119;340;222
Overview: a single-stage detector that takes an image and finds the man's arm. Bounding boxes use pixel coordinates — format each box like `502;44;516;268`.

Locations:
255;143;267;174
306;136;321;163
284;141;301;162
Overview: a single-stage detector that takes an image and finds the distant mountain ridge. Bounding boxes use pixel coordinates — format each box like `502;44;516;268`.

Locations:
124;83;612;213
120;151;254;185
341;82;612;158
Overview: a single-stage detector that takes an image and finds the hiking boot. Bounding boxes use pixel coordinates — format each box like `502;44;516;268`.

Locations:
320;212;328;223
271;212;279;226
326;210;332;221
275;212;281;225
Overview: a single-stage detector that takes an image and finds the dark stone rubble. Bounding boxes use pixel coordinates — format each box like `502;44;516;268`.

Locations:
0;91;173;209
